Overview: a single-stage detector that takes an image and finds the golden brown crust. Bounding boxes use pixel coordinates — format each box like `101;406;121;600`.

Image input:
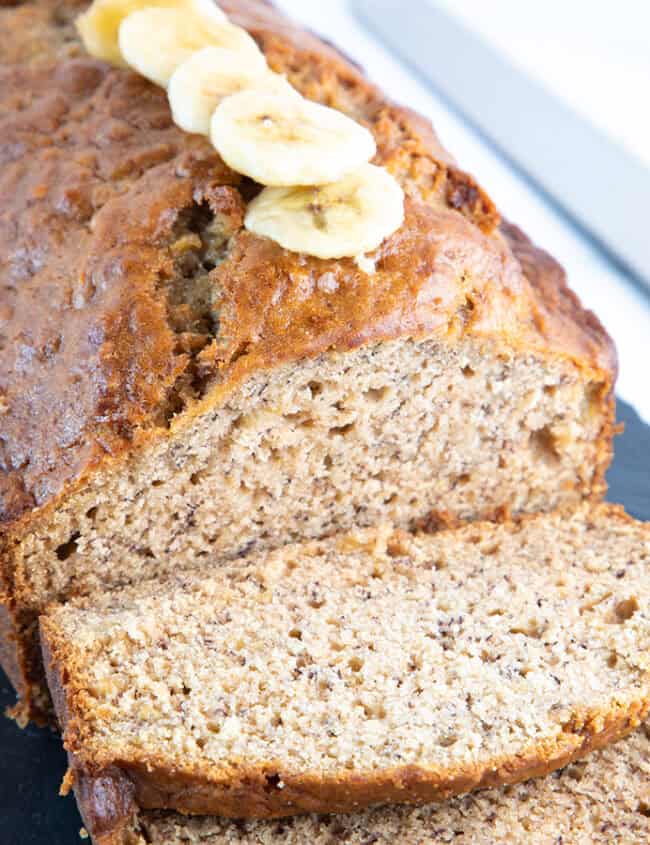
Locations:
501;221;617;379
74;766;139;844
85;703;647;820
0;0;614;536
62;703;646;839
132;723;650;844
0;0;86;67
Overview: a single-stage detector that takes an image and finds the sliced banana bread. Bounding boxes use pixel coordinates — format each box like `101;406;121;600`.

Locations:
88;725;650;845
0;0;616;723
41;504;650;837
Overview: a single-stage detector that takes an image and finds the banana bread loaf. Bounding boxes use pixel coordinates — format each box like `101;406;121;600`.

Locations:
41;504;650;836
0;0;616;722
77;725;650;844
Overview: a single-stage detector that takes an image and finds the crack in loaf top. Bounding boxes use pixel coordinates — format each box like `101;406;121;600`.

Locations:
0;0;614;526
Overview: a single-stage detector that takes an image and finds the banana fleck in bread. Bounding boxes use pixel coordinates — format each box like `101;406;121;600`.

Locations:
78;725;650;844
1;0;616;722
41;504;650;837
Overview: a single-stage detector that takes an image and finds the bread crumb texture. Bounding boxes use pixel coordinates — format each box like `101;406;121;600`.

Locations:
42;504;650;822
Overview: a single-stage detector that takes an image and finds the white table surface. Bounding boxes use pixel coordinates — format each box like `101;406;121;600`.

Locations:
437;0;650;171
275;0;650;423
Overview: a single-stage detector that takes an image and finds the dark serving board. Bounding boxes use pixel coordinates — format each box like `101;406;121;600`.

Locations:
1;399;649;845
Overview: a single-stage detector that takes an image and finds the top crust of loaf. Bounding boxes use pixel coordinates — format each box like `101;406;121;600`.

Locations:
0;0;615;532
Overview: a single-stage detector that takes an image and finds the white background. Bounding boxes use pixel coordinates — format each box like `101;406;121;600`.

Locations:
275;0;650;422
437;0;650;170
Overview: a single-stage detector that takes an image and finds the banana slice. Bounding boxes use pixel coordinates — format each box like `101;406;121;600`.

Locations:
169;46;296;136
119;6;265;88
244;164;404;259
211;90;377;186
76;0;227;67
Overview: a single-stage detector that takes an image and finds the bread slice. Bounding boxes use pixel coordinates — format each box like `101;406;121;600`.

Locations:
41;504;650;838
81;725;650;845
0;0;616;724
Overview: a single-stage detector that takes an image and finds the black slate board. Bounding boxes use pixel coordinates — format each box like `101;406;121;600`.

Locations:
1;399;649;845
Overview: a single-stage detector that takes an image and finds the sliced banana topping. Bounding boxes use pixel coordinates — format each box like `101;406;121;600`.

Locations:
76;0;227;67
211;90;377;186
119;6;264;87
245;164;404;260
76;2;405;259
169;47;296;136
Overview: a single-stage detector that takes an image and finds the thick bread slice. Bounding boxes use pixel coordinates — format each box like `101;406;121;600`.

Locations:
82;726;650;844
0;0;615;725
41;504;650;838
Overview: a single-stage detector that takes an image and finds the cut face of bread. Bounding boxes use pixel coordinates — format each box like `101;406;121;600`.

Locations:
15;332;610;614
41;504;650;837
0;0;615;723
92;725;650;845
3;320;615;723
